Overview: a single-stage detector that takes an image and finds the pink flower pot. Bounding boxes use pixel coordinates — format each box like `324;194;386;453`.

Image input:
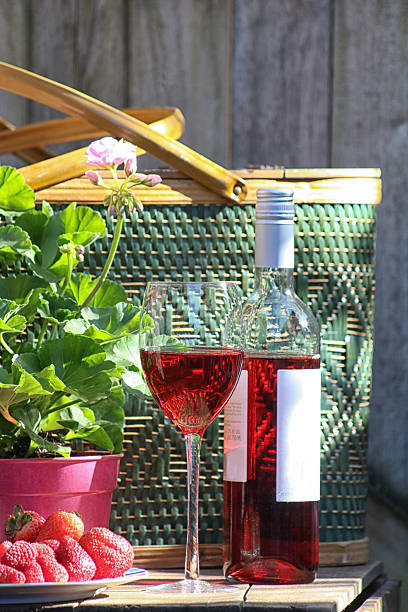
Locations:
0;454;123;535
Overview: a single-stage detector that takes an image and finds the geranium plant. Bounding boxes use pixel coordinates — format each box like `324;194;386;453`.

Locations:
0;138;159;458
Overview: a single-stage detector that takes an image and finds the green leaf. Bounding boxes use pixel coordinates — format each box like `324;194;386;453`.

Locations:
0;275;48;302
37;295;79;324
0;313;26;335
57;405;94;432
15;209;49;250
104;333;140;367
13;357;66;393
0;225;36;265
11;405;42;434
37;210;63;268
37;336;115;401
64;303;143;345
122;367;151;398
58;202;106;247
63;423;115;450
20;425;71;456
67;274;127;307
11;363;52;399
0;167;35;213
41;200;54;218
91;390;125;427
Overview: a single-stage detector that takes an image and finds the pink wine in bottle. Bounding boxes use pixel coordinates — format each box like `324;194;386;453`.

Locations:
140;347;243;435
223;353;320;584
223;188;321;584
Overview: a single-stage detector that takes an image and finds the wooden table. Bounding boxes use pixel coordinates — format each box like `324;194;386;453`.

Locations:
0;562;400;612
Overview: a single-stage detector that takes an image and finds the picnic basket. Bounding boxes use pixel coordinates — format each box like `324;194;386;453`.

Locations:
0;62;381;567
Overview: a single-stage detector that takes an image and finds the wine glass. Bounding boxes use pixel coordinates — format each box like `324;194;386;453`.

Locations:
139;281;245;593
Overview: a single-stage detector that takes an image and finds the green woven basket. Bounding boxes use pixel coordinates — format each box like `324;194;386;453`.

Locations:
34;167;381;567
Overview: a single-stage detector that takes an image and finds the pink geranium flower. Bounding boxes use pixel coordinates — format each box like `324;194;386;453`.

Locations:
84;137;137;169
84;136;161;217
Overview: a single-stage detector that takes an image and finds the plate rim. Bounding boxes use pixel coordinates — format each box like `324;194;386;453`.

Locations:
0;566;148;593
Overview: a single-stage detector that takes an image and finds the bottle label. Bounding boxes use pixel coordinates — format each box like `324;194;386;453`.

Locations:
276;368;321;502
223;370;248;482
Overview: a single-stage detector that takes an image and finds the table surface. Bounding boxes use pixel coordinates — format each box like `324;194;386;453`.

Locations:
0;561;401;612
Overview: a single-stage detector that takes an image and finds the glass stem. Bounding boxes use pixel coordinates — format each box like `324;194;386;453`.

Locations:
184;432;201;581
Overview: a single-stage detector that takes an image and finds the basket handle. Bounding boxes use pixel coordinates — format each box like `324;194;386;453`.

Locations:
0;107;185;154
2;108;185;191
0;61;247;203
0;116;53;164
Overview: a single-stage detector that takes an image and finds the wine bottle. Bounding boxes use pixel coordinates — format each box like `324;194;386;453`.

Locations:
223;187;321;584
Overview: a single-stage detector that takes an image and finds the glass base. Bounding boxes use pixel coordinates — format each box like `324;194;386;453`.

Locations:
145;578;239;594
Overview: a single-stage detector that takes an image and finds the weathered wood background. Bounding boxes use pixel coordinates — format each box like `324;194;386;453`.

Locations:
0;0;407;594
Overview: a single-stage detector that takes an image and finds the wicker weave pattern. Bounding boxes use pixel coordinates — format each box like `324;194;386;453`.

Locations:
90;201;376;545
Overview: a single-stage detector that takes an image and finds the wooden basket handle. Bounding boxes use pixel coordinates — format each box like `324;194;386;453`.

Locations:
0;61;247;203
1;107;185;191
0;108;185;188
0;107;185;154
0;116;53;164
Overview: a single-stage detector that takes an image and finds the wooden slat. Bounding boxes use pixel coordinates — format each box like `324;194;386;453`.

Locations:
355;580;401;612
28;0;77;157
34;172;382;206
139;167;381;180
0;0;28;167
231;0;331;168
283;168;382;179
127;0;230;170
331;0;408;529
76;0;127;108
95;563;383;611
132;538;369;569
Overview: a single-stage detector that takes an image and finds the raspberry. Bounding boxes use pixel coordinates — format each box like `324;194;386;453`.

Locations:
37;555;69;583
23;561;44;583
2;540;36;570
0;563;25;584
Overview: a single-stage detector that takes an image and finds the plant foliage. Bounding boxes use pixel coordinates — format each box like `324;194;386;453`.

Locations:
0;167;152;458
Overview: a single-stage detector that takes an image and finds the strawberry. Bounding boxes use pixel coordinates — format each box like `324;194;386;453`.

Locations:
36;510;84;542
79;527;134;579
56;536;96;582
0;540;12;559
22;560;44;583
37;554;69;583
2;540;36;570
0;563;25;584
5;505;45;543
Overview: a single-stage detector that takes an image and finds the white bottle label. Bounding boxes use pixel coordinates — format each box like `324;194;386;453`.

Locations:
276;368;321;502
223;370;248;482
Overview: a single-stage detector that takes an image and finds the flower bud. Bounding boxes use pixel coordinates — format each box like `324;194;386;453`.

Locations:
144;174;162;187
125;156;137;176
85;170;104;186
59;243;76;256
75;246;85;262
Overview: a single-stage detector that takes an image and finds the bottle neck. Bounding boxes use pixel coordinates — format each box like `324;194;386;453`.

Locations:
254;267;294;293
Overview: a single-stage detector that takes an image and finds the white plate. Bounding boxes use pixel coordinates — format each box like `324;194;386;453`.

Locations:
0;567;148;604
